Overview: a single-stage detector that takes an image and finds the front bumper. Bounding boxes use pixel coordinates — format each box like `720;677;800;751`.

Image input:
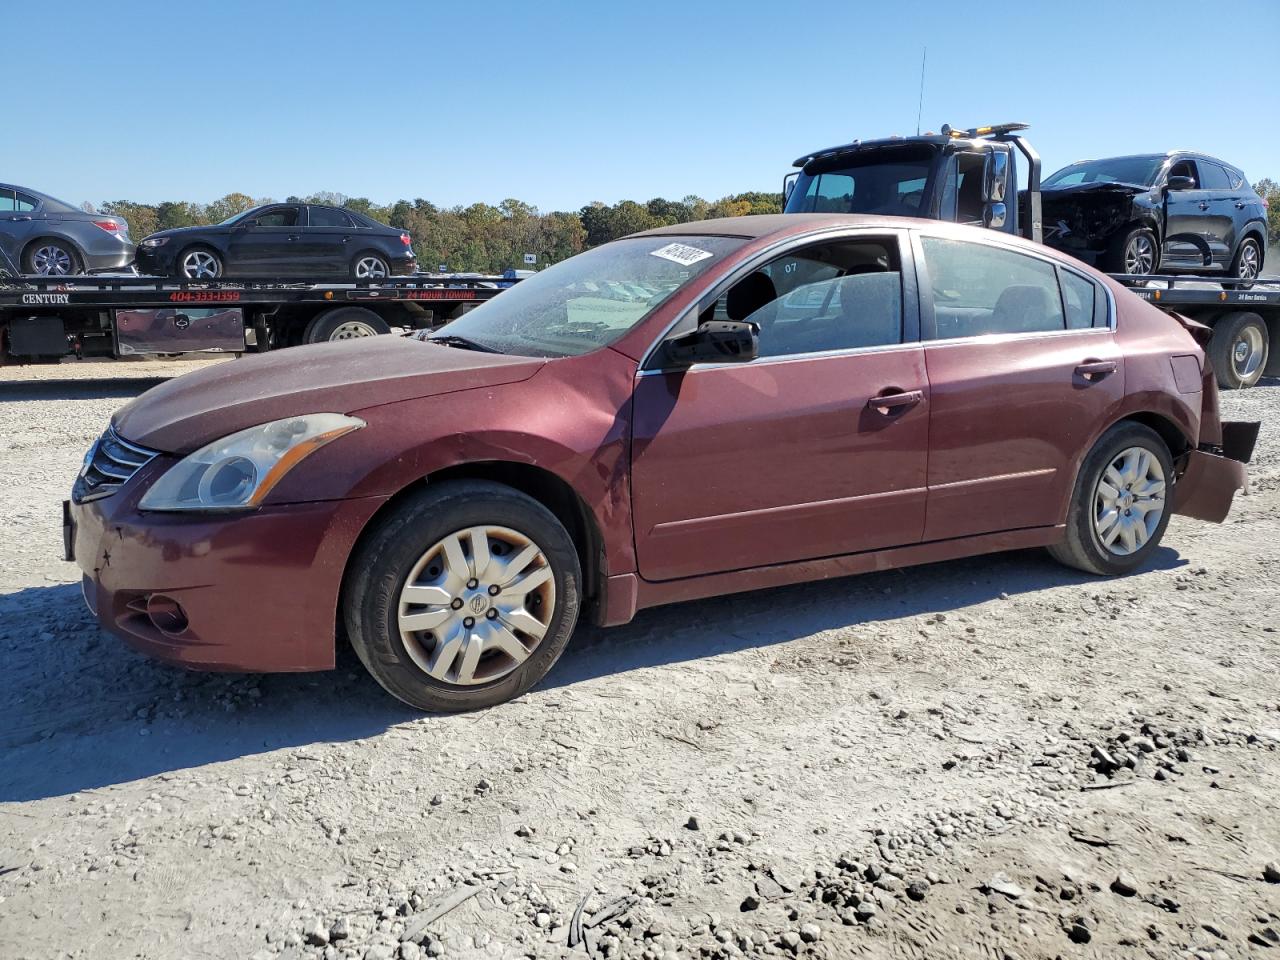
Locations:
133;245;176;277
67;463;387;672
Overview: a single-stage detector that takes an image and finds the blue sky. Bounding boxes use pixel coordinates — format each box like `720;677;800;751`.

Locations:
3;0;1277;211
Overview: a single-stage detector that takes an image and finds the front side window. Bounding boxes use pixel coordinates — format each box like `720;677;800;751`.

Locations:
431;235;745;358
309;206;355;227
705;239;903;358
254;207;300;227
1167;158;1199;187
922;236;1065;338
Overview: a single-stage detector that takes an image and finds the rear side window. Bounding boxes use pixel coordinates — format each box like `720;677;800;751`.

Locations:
1061;270;1099;329
922;236;1065;338
1198;163;1231;190
309;206;355;227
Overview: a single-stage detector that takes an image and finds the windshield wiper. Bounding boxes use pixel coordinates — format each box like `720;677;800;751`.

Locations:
425;334;498;353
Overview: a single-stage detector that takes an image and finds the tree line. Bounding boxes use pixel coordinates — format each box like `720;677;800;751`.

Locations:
94;191;784;275
92;179;1280;275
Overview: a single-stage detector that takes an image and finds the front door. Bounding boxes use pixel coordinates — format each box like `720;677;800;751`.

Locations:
915;231;1125;541
227;205;305;276
631;233;930;582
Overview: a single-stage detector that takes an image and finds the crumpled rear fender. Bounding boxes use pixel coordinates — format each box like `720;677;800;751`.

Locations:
1171;353;1259;522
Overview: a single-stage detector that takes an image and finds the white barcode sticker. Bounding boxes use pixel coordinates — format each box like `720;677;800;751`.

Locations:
649;242;713;266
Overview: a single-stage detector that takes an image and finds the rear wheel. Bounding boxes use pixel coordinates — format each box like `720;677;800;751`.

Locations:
1048;422;1173;576
352;253;390;280
301;306;391;343
1106;226;1159;276
1230;236;1262;282
1208;311;1269;389
343;480;582;712
23;239;81;276
177;246;223;279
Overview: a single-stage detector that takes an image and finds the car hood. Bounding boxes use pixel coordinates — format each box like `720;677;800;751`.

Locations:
1042;181;1150;198
141;224;228;241
113;336;546;453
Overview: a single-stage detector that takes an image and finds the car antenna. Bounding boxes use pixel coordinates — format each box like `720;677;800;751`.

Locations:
915;46;927;136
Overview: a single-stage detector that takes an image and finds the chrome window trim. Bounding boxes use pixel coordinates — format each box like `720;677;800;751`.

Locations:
637;225;917;374
636;339;921;377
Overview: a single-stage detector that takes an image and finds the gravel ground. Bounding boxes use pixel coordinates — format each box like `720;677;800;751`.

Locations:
2;360;1279;960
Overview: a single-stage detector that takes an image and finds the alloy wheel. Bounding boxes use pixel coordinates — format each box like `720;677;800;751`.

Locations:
397;525;555;686
181;251;221;279
32;244;73;275
1237;241;1261;280
1124;234;1154;275
1094;446;1166;556
355;256;389;279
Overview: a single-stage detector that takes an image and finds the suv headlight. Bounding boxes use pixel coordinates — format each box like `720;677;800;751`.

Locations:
138;414;364;512
140;237;169;248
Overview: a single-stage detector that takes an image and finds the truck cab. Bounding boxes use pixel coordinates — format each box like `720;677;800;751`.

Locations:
784;123;1042;243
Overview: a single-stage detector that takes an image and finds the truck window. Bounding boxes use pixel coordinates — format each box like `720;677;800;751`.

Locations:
785;146;936;217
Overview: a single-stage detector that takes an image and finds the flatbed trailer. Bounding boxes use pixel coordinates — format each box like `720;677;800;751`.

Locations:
1109;274;1280;389
0;247;516;364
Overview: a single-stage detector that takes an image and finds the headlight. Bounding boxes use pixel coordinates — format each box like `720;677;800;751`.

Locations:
140;237;169;248
138;413;364;512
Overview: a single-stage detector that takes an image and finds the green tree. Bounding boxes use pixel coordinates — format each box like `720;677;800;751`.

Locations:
1253;178;1279;245
100;200;159;240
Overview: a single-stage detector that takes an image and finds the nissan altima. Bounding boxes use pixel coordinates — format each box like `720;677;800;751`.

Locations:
67;214;1256;711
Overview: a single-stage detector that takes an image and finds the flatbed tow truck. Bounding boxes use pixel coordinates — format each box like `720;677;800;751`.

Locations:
0;245;516;364
783;123;1280;388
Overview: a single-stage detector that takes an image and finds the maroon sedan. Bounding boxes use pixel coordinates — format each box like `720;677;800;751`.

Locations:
66;215;1257;712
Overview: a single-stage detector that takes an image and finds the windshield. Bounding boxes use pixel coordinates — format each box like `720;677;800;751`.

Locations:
219;206;264;225
428;235;745;358
1044;156;1164;188
785;145;937;216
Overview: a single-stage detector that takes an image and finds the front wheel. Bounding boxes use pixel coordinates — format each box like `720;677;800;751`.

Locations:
1048;422;1173;576
343;480;582;712
1106;227;1159;276
177;246;223;279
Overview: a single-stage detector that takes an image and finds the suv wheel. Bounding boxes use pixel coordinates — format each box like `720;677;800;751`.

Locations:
343;480;582;712
1231;237;1262;282
1107;227;1158;275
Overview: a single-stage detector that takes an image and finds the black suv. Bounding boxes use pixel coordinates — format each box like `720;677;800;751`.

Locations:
1041;152;1268;279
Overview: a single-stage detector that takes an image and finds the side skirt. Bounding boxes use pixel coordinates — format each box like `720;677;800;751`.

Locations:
597;526;1065;626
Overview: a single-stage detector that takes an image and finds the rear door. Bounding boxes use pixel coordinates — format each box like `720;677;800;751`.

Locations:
226;204;305;276
914;231;1124;541
0;188;39;265
304;205;357;276
1163;158;1220;267
631;230;930;581
1195;161;1238;263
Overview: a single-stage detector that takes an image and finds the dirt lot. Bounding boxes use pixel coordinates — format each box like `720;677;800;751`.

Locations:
2;358;1279;960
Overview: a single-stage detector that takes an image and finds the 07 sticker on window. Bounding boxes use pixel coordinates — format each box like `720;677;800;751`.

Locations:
649;242;714;266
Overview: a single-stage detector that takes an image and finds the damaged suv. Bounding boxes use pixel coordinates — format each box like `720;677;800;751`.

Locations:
1042;152;1268;279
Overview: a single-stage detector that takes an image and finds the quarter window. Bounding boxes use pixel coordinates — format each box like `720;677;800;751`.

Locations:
922;236;1065;338
1061;270;1098;329
706;239;904;358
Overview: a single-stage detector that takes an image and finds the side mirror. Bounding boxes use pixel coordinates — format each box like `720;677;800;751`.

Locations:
783;173;798;203
664;320;758;367
983;150;1008;203
983;202;1007;230
1167;175;1196;191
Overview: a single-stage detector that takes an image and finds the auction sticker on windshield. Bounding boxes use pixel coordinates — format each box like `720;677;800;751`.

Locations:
649;242;714;266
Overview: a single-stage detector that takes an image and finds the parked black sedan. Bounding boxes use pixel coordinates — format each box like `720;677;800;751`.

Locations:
135;203;417;279
1041;151;1268;280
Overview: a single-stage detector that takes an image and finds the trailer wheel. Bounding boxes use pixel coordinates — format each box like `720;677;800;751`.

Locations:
302;307;391;344
1208;312;1269;389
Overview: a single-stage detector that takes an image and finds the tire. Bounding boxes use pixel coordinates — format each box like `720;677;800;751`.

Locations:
1230;236;1263;283
1105;226;1159;276
1207;312;1269;389
1048;422;1174;576
176;246;223;280
343;480;582;712
352;252;390;280
23;238;82;276
301;307;392;343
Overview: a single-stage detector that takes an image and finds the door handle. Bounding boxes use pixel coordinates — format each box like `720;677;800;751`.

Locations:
11;215;31;221
342;236;352;243
1198;201;1210;211
1075;359;1117;381
867;389;924;415
287;234;301;241
1236;201;1247;209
